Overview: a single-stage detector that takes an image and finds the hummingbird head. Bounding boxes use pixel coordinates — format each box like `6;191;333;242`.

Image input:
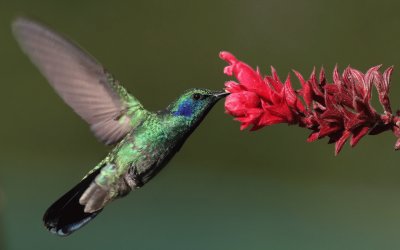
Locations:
166;88;229;127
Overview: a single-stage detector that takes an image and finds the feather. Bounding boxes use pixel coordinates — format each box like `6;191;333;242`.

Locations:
43;168;103;236
12;17;145;144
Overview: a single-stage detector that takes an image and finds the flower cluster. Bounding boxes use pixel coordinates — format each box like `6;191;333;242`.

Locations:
221;51;400;155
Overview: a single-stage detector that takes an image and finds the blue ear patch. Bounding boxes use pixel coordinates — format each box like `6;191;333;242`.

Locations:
173;99;193;117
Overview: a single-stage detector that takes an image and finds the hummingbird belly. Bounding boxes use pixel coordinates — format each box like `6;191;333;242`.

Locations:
94;117;187;199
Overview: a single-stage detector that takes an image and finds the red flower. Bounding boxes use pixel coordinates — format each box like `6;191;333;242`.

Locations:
220;51;400;155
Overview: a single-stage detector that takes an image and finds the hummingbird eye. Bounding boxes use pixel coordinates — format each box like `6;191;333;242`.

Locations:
192;93;202;101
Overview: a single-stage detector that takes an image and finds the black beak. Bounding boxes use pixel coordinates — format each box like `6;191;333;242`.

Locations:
212;91;230;99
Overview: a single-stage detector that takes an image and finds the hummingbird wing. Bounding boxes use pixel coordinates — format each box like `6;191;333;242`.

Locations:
12;17;148;145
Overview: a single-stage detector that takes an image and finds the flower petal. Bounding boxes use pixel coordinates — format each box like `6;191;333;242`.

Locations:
335;130;351;155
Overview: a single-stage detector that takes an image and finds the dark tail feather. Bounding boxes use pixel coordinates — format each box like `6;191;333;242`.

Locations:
43;168;103;236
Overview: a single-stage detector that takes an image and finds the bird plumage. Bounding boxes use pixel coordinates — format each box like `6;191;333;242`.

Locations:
12;17;228;236
12;17;147;145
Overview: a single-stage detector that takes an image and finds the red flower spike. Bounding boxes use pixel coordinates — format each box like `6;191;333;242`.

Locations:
220;51;400;155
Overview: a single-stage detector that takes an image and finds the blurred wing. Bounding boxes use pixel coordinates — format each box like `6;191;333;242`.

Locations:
12;17;147;145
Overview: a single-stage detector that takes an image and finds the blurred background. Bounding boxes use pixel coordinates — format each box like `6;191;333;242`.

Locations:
1;0;400;249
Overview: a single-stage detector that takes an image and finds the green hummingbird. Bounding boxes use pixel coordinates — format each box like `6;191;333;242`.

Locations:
12;17;228;236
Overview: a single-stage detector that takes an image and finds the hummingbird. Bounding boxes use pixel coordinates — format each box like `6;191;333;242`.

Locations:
12;17;228;236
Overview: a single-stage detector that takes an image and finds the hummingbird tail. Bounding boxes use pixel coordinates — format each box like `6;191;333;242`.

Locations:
43;168;103;236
